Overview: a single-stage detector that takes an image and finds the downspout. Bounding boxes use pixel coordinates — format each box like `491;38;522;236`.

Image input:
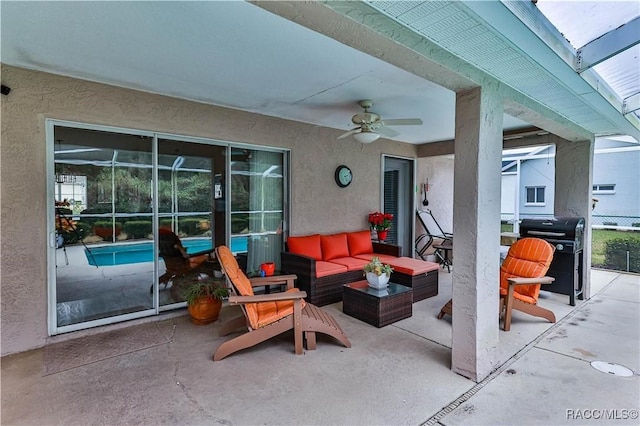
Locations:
514;159;521;234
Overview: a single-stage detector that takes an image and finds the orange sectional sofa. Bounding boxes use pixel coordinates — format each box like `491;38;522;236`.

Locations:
281;230;439;306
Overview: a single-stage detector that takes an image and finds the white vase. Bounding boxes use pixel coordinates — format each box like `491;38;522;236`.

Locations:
366;272;390;289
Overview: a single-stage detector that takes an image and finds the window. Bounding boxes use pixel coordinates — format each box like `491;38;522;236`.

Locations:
593;184;615;194
55;175;87;213
525;186;545;205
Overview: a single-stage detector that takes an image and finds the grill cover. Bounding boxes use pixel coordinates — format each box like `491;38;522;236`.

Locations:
520;217;585;252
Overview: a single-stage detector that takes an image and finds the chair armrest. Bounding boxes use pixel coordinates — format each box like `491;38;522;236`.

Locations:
228;290;307;304
249;274;298;290
281;251;315;277
507;276;555;285
187;248;215;258
372;242;401;257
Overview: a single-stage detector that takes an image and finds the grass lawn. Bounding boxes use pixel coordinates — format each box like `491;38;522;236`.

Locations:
591;229;640;267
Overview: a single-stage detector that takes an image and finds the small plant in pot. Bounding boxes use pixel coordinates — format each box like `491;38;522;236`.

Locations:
363;257;393;290
182;275;230;325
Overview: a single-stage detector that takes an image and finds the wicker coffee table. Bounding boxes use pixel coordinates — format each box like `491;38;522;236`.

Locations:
343;280;412;328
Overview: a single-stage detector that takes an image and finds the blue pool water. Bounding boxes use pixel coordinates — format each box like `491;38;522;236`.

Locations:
85;237;248;267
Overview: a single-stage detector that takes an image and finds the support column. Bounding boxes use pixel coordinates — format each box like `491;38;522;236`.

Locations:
554;137;594;300
451;87;503;381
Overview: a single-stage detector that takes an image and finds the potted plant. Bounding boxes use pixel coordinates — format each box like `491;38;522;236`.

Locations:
368;211;394;241
182;276;230;325
363;256;393;290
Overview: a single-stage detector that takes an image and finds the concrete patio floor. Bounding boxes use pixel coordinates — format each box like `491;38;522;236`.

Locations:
2;268;638;425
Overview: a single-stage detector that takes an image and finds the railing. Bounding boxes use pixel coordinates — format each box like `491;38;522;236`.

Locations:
592;215;640;230
501;214;640;232
500;214;639;274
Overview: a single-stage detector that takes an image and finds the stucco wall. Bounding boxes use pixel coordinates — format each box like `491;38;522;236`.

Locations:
416;156;455;233
0;65;417;355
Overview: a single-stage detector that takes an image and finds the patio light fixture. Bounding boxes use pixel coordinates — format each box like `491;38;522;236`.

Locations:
353;131;380;144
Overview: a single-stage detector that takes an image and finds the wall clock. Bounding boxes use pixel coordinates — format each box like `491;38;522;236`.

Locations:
335;165;352;188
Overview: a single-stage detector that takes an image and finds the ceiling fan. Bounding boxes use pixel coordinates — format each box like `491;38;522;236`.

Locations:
337;99;423;143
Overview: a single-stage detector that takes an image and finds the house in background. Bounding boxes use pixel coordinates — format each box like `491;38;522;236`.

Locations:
501;137;640;231
591;138;640;228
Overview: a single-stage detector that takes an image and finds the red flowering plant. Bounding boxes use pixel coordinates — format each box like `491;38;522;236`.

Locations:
368;211;393;231
55;200;77;243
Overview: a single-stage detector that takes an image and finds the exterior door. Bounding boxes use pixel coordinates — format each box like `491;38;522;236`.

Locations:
52;125;156;331
230;148;286;274
48;121;289;334
382;156;415;257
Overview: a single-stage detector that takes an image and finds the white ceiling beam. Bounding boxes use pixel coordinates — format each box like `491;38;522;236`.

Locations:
576;17;640;72
623;93;640;115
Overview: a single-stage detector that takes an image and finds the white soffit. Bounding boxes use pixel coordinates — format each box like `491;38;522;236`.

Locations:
365;0;639;140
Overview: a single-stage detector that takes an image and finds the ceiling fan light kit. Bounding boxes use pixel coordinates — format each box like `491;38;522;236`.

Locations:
353;131;380;143
337;99;423;143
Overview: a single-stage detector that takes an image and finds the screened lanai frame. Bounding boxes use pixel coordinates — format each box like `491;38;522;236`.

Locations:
53;139;216;239
535;1;640;122
45;119;291;335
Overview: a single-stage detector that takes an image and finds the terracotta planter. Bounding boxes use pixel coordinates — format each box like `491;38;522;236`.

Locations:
93;225;121;239
187;297;222;325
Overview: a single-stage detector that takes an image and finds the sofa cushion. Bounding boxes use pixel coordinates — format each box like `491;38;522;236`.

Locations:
315;261;349;278
347;230;374;256
387;257;440;276
327;256;370;272
354;253;398;264
320;233;349;261
287;234;322;261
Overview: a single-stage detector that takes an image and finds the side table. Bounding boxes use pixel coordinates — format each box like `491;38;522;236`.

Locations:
343;280;412;328
433;240;453;273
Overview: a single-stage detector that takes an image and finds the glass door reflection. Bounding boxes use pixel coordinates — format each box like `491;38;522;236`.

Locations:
53;127;154;327
157;139;224;307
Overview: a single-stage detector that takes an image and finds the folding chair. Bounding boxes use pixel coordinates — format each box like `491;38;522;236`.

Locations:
415;209;453;271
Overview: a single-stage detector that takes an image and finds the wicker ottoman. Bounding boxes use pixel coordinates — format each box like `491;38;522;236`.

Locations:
387;257;440;302
343;280;412;328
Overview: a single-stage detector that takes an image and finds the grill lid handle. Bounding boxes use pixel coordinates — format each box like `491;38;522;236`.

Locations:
527;230;567;237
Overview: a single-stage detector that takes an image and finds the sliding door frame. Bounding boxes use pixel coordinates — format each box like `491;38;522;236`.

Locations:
46;119;290;335
380;154;417;258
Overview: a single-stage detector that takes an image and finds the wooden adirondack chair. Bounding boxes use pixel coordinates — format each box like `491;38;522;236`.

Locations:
150;228;215;300
214;245;351;361
438;237;556;331
500;237;556;331
157;228;213;284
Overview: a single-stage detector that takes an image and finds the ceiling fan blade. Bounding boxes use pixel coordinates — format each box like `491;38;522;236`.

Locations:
382;118;423;126
376;125;400;138
337;128;361;139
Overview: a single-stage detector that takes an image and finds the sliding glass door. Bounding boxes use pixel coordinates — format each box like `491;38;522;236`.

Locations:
156;138;225;307
230;148;286;274
52;126;155;329
48;121;288;334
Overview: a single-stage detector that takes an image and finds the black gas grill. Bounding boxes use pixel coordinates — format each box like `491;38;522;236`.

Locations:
520;217;585;306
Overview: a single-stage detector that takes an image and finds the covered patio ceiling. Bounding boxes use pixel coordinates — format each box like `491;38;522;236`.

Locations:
1;1;638;145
